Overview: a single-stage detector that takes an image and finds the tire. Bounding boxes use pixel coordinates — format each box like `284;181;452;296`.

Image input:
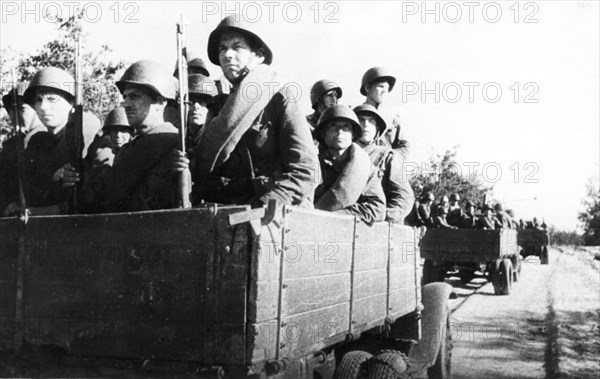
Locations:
492;259;512;295
427;311;452;379
367;350;410;379
458;270;475;285
540;246;549;265
334;350;372;379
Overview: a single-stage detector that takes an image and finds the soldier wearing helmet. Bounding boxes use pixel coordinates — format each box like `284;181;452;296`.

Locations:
91;60;183;212
432;204;457;229
494;202;514;229
306;79;342;133
102;106;133;154
3;68;102;215
416;191;435;227
477;203;502;230
172;51;210;78
186;74;217;150
314;105;385;225
460;200;477;228
360;66;409;160
353;103;414;223
0;81;46;215
446;193;463;227
177;16;318;207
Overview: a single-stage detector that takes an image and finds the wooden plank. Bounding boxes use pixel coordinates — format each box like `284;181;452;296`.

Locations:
282;241;353;279
517;229;549;246
354;270;386;299
420;228;503;261
390;266;417;290
352;294;387;329
388;287;418;320
390;225;420;268
282;273;350;316
501;229;519;257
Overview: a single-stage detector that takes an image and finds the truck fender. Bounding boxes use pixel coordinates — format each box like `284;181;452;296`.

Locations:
407;282;454;373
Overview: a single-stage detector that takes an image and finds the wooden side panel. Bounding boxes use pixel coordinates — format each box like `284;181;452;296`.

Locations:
500;229;519;257
0;218;18;348
516;229;548;247
420;228;502;262
389;225;420;320
16;207;250;364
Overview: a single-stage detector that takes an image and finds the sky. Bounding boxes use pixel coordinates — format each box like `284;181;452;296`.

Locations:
1;1;599;231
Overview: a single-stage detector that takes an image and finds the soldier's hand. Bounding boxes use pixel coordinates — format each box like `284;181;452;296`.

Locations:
60;164;80;188
170;149;190;172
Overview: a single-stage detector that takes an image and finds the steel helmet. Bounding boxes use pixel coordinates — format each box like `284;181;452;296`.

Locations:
103;106;132;132
188;74;218;100
465;200;475;208
116;60;176;100
173;52;210;78
421;191;435;202
207;15;273;65
450;193;460;202
353;103;387;136
24;68;75;104
494;203;504;211
360;67;396;96
310;79;342;110
315;104;361;145
440;195;449;204
2;81;29;108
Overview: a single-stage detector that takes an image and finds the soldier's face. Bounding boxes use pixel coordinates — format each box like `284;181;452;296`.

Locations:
7;102;38;130
357;114;378;144
366;81;390;104
109;126;132;150
33;89;72;131
466;206;474;216
323;121;354;151
122;86;153;127
218;32;264;83
188;96;209;127
318;90;339;112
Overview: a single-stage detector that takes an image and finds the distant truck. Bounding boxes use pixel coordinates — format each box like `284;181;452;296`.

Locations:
0;205;453;378
420;228;520;295
517;228;550;265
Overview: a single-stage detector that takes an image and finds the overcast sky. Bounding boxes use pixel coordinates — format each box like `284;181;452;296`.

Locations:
2;1;599;231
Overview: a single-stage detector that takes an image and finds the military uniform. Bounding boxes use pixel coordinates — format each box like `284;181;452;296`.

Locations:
315;143;386;225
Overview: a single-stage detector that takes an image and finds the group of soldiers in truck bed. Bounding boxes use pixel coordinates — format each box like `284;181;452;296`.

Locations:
0;15;537;229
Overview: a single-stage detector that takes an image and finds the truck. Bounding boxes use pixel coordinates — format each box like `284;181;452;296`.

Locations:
517;228;550;265
419;228;520;295
0;204;453;378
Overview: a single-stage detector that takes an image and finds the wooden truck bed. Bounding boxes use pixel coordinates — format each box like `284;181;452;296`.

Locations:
517;229;549;247
0;205;421;370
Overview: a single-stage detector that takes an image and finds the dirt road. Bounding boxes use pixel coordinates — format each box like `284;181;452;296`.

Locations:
448;246;600;378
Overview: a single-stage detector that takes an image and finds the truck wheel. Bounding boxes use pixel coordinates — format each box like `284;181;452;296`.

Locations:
492;259;512;295
334;350;372;379
367;350;410;378
540;247;549;265
427;311;452;379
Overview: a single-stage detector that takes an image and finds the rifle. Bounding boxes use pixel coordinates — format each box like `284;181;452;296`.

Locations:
66;34;84;214
176;14;192;208
10;68;27;219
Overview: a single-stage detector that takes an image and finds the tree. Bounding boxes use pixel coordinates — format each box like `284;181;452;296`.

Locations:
578;176;600;246
410;147;492;206
547;225;583;246
1;11;127;121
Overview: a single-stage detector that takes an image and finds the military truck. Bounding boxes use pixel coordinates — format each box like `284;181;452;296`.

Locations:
420;228;520;295
0;205;453;378
517;228;550;265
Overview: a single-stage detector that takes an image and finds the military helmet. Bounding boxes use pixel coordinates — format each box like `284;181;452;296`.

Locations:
116;60;176;100
207;15;273;66
360;67;396;96
188;74;218;100
440;195;449;203
24;67;75;104
421;191;435;202
494;203;504;211
465;200;475;208
506;209;515;217
481;203;493;212
450;193;460;202
103;106;133;132
2;81;29;108
353;103;387;136
310;80;342;110
315;104;362;145
173;52;210;78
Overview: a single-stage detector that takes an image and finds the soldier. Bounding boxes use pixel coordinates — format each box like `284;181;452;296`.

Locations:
0;82;46;214
447;193;463;227
460;200;478;228
102;106;133;154
353;103;414;223
432;204;457;229
360;67;409;160
416;191;435;227
186;74;217;151
314;105;385;225
477;204;502;230
3;68;102;215
439;195;450;214
178;16;318;207
494;203;514;229
89;60;183;212
173;51;210;78
306;79;342;133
